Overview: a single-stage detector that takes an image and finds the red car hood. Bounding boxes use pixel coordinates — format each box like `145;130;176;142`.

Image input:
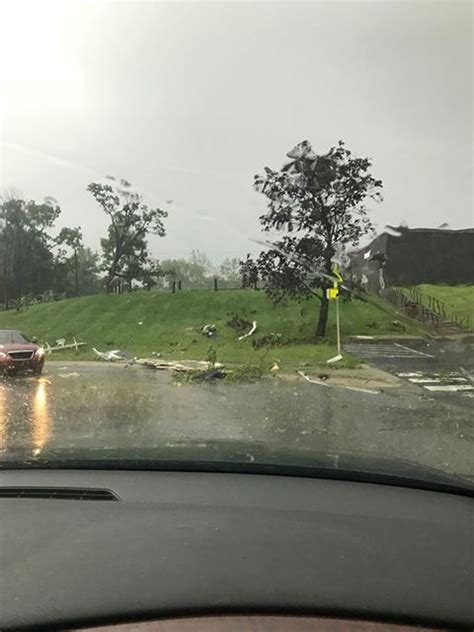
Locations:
0;342;39;352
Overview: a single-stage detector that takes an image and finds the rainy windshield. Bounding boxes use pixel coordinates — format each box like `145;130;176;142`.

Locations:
0;0;473;489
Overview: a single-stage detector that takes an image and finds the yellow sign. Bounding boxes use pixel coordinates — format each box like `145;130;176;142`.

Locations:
326;287;339;300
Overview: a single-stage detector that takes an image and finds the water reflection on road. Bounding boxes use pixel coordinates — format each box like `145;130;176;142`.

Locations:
0;363;472;478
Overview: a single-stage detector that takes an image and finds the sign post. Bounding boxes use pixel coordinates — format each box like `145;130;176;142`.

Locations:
326;263;344;364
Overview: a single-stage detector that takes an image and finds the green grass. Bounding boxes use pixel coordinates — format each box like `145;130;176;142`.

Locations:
0;289;422;370
409;285;473;325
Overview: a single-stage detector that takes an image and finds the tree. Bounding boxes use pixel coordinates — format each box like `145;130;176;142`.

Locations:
219;257;242;287
244;140;382;337
87;177;167;292
73;247;101;295
57;226;83;296
0;196;62;304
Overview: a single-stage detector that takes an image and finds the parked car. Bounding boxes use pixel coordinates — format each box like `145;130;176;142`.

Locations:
0;330;45;376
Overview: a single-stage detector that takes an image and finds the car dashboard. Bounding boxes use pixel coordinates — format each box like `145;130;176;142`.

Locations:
0;469;472;630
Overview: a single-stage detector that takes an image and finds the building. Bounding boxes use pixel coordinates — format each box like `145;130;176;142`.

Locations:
349;227;474;290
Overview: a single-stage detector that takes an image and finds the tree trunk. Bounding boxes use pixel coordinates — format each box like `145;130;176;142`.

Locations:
316;291;329;338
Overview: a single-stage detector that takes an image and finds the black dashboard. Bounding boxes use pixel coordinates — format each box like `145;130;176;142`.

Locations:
1;469;473;630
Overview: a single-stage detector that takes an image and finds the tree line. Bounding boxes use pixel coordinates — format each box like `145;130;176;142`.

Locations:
0;178;241;309
1;139;382;337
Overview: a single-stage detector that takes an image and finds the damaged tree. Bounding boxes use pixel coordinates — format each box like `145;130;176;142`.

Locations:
242;140;383;337
87;178;167;293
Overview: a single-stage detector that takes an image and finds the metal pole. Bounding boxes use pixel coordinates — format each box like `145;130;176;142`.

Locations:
335;296;341;356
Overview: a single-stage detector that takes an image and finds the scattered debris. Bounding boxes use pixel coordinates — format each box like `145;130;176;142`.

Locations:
202;324;218;338
137;321;144;326
137;358;224;372
270;362;280;372
327;353;343;364
58;372;81;378
224;364;264;383
45;338;86;353
93;348;123;361
151;351;162;357
227;313;252;334
183;368;227;382
203;369;226;380
252;333;287;349
238;321;257;341
92;348;136;364
354;335;374;340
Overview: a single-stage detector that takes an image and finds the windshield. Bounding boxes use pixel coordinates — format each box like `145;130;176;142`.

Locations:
0;330;29;344
0;0;472;492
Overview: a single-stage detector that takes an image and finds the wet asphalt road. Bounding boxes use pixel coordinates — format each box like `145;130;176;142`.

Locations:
0;352;472;479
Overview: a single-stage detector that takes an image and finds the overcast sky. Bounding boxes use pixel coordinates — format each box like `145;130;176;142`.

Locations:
0;0;472;261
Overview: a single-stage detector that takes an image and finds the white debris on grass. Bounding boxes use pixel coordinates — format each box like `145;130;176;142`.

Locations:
238;321;257;341
45;337;86;353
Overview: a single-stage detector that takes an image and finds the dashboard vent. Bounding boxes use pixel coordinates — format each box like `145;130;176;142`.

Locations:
0;487;120;501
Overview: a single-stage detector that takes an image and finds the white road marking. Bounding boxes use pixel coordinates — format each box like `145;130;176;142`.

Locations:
424;384;474;392
344;343;433;359
396;369;473;393
397;372;423;377
393;342;435;358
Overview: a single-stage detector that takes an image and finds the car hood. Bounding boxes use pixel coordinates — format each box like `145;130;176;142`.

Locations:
0;343;38;352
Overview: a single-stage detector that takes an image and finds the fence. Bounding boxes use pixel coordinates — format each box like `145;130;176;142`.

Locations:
167;278;257;293
383;287;472;331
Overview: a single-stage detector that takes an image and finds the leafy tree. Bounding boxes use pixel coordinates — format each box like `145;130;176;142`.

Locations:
87;177;167;292
73;247;101;295
57;244;101;297
0;196;62;304
244;140;382;337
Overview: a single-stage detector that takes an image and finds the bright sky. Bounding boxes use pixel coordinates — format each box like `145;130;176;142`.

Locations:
0;0;472;261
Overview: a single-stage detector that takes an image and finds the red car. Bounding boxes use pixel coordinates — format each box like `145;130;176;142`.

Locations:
0;329;45;376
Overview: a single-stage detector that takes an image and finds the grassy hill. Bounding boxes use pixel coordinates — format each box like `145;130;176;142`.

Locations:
0;289;423;369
